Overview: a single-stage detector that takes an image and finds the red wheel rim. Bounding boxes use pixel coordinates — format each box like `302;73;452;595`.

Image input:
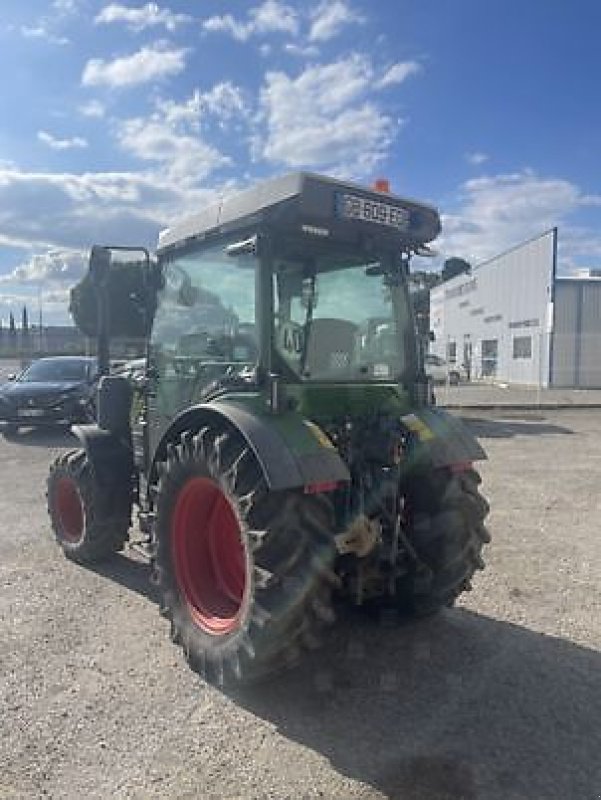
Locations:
171;477;247;635
55;477;84;543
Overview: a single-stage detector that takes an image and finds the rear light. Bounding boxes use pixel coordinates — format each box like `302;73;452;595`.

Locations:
304;480;339;495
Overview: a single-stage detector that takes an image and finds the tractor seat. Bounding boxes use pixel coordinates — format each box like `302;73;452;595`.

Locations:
304;318;358;377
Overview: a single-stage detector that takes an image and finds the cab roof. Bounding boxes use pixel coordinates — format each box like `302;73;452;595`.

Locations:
157;172;441;255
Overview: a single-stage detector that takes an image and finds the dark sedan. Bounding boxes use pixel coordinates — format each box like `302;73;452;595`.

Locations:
0;356;98;435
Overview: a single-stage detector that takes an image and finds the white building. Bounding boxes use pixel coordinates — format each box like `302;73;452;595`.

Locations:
429;228;601;388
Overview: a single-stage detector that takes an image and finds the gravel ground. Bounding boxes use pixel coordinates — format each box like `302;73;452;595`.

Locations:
1;411;600;800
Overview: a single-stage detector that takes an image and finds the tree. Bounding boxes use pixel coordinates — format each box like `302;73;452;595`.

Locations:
441;257;471;283
8;312;16;352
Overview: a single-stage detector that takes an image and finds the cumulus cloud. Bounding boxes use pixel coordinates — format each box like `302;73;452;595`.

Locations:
38;130;88;150
117;118;229;185
156;83;248;129
257;55;397;176
116;85;248;184
82;43;187;88
376;61;421;88
308;0;363;42
439;171;601;269
203;1;299;41
95;3;190;32
0;249;88;287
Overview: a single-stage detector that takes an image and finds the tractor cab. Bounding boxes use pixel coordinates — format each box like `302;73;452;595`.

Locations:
147;173;440;448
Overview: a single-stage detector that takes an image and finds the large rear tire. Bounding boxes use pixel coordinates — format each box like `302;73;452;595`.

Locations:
47;448;130;563
152;425;337;686
397;466;490;615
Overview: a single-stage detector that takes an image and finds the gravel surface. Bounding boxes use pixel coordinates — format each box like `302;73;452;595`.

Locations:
1;411;600;800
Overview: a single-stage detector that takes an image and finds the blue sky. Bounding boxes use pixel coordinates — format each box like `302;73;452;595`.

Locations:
1;0;600;324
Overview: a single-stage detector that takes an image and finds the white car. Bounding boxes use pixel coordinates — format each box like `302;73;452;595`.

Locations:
425;354;464;385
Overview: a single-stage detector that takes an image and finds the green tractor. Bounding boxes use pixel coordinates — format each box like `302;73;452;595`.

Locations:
47;173;490;685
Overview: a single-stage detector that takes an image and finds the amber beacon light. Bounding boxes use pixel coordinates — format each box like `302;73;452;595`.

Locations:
372;178;391;193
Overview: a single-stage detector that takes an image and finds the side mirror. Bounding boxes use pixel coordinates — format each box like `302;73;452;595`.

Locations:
89;245;112;285
7;373;16;381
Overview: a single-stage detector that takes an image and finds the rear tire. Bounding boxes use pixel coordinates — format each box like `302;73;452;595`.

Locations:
397;467;490;615
152;425;337;686
47;448;130;563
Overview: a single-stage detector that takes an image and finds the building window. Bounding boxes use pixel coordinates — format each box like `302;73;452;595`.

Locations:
513;335;532;359
447;341;457;363
481;339;498;377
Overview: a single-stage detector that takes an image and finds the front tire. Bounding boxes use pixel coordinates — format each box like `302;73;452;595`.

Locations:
152;425;337;686
47;448;130;563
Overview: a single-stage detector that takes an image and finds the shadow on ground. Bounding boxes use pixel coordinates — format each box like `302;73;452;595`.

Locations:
461;416;574;439
230;609;601;800
84;553;600;799
82;550;158;603
2;426;75;448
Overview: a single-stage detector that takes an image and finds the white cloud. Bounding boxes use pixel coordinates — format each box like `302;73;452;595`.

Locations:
154;84;248;131
203;1;299;41
308;0;363;42
79;100;106;118
0;166;175;253
202;82;248;120
439;171;601;269
115;85;247;185
20;24;69;45
257;55;397;176
0;249;87;287
465;151;489;166
283;42;319;58
117;118;229;185
82;43;187;88
95;3;191;32
38;130;88;150
52;0;80;14
376;61;421;88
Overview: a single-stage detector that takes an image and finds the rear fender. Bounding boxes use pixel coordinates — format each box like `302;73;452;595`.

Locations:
71;424;134;517
148;401;350;496
400;408;487;470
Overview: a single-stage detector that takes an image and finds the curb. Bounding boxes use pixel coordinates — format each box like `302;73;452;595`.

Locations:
440;404;601;411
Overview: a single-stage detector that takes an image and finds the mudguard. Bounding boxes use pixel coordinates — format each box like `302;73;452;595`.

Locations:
400;407;487;469
149;398;350;494
71;424;134;516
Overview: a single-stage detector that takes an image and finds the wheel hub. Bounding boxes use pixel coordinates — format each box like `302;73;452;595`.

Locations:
171;477;247;635
55;477;84;543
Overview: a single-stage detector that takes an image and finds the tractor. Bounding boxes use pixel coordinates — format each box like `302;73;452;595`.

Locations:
47;173;490;685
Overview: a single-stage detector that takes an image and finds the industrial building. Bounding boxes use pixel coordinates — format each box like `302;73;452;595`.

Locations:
429;228;601;388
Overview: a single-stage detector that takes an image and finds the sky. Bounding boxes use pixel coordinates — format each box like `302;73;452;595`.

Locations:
1;0;601;325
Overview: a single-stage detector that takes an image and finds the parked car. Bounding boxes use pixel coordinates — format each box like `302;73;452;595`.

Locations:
0;356;98;436
425;353;464;385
